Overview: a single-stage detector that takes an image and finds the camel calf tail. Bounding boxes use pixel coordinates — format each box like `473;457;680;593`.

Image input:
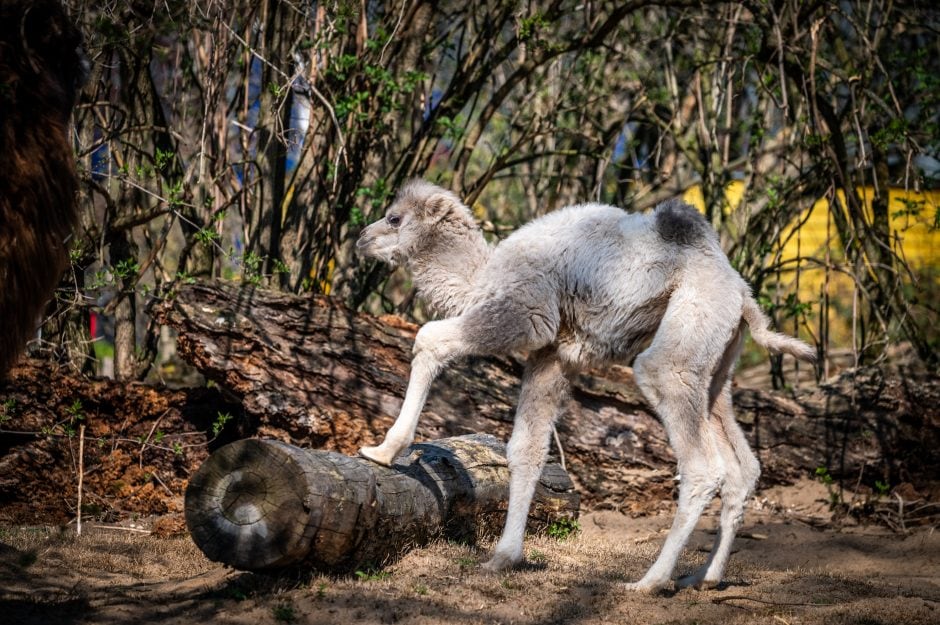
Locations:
741;295;816;362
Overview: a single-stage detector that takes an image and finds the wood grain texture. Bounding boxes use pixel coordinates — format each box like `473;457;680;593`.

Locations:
185;434;579;571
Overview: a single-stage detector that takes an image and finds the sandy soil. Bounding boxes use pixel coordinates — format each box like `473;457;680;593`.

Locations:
1;481;937;625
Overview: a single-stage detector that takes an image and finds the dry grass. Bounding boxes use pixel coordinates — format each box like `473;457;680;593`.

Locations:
2;491;938;625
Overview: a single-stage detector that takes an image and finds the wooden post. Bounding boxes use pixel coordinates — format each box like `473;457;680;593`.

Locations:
184;434;579;572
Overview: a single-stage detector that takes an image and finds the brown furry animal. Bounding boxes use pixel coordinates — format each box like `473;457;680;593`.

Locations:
0;0;86;377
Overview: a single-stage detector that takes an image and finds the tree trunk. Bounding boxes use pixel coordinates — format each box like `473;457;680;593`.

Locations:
154;281;940;512
185;434;579;572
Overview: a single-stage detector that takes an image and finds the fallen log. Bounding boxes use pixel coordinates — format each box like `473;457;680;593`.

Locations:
185;434;579;571
154;280;940;512
2;285;936;526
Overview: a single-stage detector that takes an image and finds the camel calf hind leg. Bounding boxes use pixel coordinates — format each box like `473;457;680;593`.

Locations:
625;288;742;593
677;382;760;589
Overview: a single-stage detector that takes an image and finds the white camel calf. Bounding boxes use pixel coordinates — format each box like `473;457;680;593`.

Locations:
356;179;814;593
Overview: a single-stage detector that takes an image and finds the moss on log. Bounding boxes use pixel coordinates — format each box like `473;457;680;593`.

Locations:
185;434;579;572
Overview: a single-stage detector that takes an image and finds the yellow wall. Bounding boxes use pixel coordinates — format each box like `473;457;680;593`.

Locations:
682;182;939;348
682;182;938;266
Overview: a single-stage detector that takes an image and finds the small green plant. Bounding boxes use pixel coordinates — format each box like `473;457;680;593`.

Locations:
195;227;220;247
154;147;175;172
348;205;365;226
63;399;86;437
814;466;833;485
334;90;369;121
87;268;110;290
267;82;286;99
413;583;428;596
815;466;842;508
529;549;547;563
0;398;16;424
69;242;84;264
241;251;264;284
436;114;466;141
874;480;890;496
546;517;581;540
161;179;185;208
355;178;391;211
272;602;296;622
454;556;476;569
315;581;328;599
354;568;391;582
134;163;154;178
871;116;908;150
781;292;813;319
212;411;233;437
175;271;196;285
113;258;140;280
892;197;924;220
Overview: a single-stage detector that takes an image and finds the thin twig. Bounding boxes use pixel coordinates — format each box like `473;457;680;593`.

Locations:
218;19;347;180
139;409;171;468
712;595;828;607
896;491;907;533
77;424;85;536
552;425;566;472
150;470;174;497
90;525;152;535
380;0;408;64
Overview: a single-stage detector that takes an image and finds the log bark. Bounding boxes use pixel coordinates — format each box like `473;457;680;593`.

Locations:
185;434;579;571
153;281;940;511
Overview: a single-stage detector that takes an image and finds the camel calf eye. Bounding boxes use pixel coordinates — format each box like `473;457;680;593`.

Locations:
387;214;401;227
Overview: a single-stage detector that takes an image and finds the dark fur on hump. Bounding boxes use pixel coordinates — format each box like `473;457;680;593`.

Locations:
0;0;86;377
653;198;711;246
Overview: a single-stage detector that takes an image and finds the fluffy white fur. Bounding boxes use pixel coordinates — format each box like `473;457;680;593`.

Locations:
356;179;815;593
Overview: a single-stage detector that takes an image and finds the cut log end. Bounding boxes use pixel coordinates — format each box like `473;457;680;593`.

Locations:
185;439;315;570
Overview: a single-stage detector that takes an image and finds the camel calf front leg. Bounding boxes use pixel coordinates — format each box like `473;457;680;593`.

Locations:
483;349;568;571
359;319;464;466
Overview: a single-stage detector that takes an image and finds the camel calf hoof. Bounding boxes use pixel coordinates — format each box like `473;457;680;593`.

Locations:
675;574;721;590
621;580;671;595
481;551;521;573
358;445;398;467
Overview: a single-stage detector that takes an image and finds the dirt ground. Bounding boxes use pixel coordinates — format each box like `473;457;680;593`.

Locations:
1;480;937;625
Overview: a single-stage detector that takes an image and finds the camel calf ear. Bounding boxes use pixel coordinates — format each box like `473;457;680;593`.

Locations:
417;192;452;224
